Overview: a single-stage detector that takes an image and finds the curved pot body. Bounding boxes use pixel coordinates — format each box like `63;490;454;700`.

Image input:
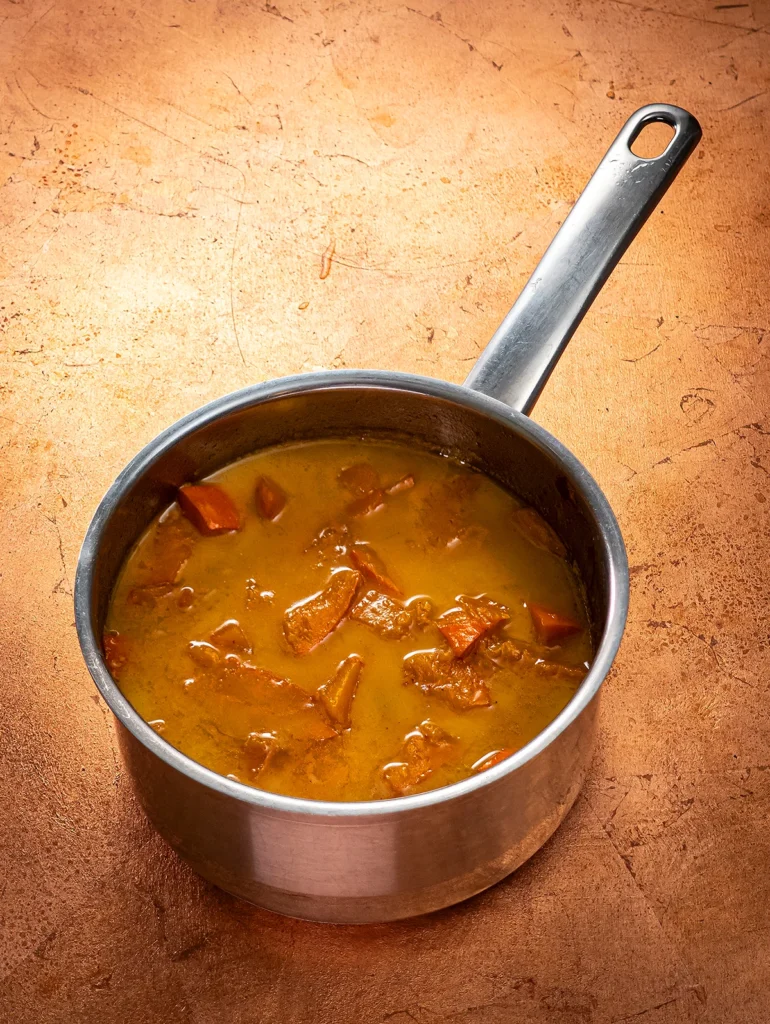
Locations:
75;373;627;922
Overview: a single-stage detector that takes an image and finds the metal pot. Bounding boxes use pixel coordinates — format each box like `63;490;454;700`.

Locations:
75;104;701;923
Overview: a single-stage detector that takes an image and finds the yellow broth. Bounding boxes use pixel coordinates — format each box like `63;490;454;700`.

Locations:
105;439;592;801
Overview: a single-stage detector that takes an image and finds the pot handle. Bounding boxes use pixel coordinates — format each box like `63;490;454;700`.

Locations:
464;104;701;415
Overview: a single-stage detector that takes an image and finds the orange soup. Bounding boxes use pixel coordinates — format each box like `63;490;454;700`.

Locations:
104;439;592;801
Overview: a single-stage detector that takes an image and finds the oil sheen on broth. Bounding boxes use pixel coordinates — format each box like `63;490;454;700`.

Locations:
104;440;592;801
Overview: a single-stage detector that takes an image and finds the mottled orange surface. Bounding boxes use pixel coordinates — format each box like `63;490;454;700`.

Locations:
1;0;768;1021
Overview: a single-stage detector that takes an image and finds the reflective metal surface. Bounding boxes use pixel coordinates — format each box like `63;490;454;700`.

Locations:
76;374;626;922
74;105;699;921
465;105;702;413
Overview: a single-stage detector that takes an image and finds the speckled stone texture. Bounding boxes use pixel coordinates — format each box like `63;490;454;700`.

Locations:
1;0;768;1021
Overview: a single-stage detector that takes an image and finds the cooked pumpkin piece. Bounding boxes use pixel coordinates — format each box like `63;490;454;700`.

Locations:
437;595;509;656
131;507;196;587
418;473;481;548
472;748;514;772
317;654;363;731
105;438;593;801
283;568;361;655
481;637;586;683
306;524;349;566
346;488;386;518
403;648;493;710
349;543;401;596
338;462;380;496
217;659;337;741
408;596;434;630
103;630;130;679
529;604;582;645
350;590;413;639
243;731;280;777
127;583;176;607
513;507;567;558
210;619;252;652
383;720;457;795
386;474;415;496
255;475;287;520
178;484;241;535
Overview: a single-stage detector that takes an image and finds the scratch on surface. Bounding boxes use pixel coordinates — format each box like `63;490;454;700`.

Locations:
18;0;57;42
42;512;71;595
652;421;767;467
228;178;247;367
404;7;503;69
582;797;702;1000
223;72;253;106
720;90;768;111
90;692;122;779
263;1;293;22
13;73;64;121
164;100;223;132
610;997;682;1022
645;619;751;689
622;343;661;363
319;238;336;279
608;0;765;33
76;86;246;179
319;152;373;166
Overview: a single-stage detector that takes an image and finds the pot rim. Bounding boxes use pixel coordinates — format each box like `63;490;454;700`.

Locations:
74;369;628;820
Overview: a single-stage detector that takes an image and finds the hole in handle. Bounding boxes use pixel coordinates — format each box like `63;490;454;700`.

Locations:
629;120;676;158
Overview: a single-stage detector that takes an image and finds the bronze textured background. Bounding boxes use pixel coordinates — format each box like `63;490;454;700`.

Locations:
1;0;768;1020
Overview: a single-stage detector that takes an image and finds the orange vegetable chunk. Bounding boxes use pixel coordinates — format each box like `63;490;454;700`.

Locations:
350;590;413;639
131;507;196;586
243;731;279;777
338;462;380;496
383;720;456;795
408;596;434;630
103;630;130;679
482;637;587;683
529;604;582;645
472;748;514;773
317;654;363;731
386;474;415;496
127;583;175;608
255;475;287;520
437;595;509;656
178;484;241;535
349;543;401;596
418;473;481;548
346;489;386;518
283;568;361;655
218;660;337;742
403;648;493;710
210;619;252;652
513;507;567;558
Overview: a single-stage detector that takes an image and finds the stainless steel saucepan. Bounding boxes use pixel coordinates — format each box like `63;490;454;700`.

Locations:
75;104;701;923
